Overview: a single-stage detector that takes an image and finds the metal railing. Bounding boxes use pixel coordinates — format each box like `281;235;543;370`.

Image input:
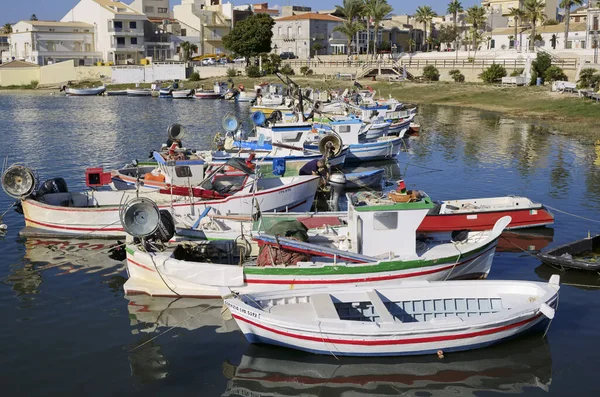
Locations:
109;27;144;34
282;58;578;69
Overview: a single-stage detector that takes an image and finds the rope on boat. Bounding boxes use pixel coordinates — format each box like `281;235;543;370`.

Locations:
544;205;600;225
128;299;221;353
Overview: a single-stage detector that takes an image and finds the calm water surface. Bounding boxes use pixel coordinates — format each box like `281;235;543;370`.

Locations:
0;93;599;396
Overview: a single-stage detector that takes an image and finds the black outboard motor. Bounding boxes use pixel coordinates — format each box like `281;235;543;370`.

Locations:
150;210;176;243
36;178;68;197
328;173;347;211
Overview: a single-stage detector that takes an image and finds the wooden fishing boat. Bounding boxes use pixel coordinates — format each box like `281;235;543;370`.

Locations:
123;193;510;298
105;90;128;96
420;196;554;232
195;90;222;99
126;88;152;97
222;335;552;396
537;234;600;271
14;161;320;238
65;85;106;96
225;276;560;356
171;89;195;99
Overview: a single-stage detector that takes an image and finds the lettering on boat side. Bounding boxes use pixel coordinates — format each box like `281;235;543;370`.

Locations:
467;215;478;219
530;209;538;215
279;188;292;195
225;302;260;318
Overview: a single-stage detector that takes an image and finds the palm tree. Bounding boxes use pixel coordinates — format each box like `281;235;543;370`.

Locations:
3;23;12;34
30;14;38;21
334;20;365;55
465;5;486;58
560;0;583;49
415;6;436;52
524;0;547;51
408;38;415;52
363;0;373;57
447;0;463;52
335;0;365;55
180;41;198;62
508;7;526;50
366;0;393;57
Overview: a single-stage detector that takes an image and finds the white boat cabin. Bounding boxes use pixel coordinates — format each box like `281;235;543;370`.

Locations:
347;192;434;258
151;151;206;186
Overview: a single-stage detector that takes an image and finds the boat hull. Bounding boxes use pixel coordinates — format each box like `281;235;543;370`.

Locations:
66;86;106;96
345;137;403;163
419;207;554;232
123;237;498;298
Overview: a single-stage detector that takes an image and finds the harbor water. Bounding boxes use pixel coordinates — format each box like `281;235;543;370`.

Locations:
0;92;599;396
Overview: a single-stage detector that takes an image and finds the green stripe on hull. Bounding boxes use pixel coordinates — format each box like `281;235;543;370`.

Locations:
243;241;494;276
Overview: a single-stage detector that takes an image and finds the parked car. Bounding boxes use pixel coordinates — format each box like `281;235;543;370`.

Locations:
279;52;296;60
233;57;246;63
218;58;231;64
202;57;216;65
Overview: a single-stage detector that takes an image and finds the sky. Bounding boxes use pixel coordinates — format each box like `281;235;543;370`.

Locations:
2;0;484;25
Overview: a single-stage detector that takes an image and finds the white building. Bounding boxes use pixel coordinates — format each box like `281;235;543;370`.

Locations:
61;0;147;65
130;0;173;19
8;20;102;65
488;22;587;51
272;13;345;57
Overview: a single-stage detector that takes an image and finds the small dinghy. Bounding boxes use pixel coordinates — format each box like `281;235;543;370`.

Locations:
225;276;560;356
64;85;106;96
537;234;600;271
172;89;195;99
126;88;152;97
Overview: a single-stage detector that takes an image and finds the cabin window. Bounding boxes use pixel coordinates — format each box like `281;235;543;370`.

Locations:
373;212;398;230
338;125;351;133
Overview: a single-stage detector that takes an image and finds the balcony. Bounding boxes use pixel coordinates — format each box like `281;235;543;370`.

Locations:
204;34;222;41
113;44;145;52
108;26;144;35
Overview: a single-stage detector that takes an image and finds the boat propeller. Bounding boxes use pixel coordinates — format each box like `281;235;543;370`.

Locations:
1;164;37;199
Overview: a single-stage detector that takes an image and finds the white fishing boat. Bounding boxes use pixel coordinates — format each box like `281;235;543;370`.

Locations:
172;89;195;99
105;90;128;96
122;192;509;298
2;162;319;238
225;276;560;356
64;85;106;96
195;81;228;99
127;88;152;97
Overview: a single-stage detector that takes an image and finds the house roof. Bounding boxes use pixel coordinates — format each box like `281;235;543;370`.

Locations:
529;22;586;33
0;60;40;68
491;27;526;35
23;20;94;28
571;6;587;15
92;0;143;15
276;12;343;22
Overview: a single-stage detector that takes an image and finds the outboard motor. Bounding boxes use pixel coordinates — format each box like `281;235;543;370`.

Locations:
328;172;347;211
36;178;68;197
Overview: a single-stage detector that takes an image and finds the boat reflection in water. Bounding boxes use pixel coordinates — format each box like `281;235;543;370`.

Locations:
222;335;551;397
535;263;600;291
497;228;555;253
127;295;239;334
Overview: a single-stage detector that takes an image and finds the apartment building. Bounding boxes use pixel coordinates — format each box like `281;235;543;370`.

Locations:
481;0;558;26
272;13;345;57
62;0;147;65
8;20;102;65
173;0;231;56
130;0;173;19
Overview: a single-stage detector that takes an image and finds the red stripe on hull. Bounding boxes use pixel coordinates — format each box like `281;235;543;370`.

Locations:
418;208;554;232
232;313;541;346
127;258;156;272
25;217;123;232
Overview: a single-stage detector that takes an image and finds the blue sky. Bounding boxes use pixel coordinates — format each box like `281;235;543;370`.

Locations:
3;0;483;24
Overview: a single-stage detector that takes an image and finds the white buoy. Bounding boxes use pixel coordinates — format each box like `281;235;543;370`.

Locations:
0;224;7;230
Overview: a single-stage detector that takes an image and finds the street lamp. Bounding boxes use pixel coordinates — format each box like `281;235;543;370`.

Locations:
155;29;163;62
594;31;599;64
273;44;278;54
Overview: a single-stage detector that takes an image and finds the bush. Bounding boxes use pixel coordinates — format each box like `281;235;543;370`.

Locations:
479;64;507;83
29;80;39;89
262;53;281;75
188;71;200;81
544;66;567;83
226;67;238;78
245;65;262;78
578;68;600;88
300;66;313;76
422;65;440;81
449;69;465;82
510;68;524;77
531;52;552;85
280;64;295;75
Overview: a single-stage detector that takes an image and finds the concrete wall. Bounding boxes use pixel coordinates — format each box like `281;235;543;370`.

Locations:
110;63;186;83
0;67;40;86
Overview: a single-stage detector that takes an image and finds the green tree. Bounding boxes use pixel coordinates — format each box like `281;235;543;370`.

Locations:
365;0;393;57
335;0;365;54
542;19;559;25
524;0;547;51
3;23;12;34
423;65;440;81
544;65;567;82
447;0;463;53
415;6;437;52
531;51;552;84
560;0;583;49
261;53;281;74
508;7;526;49
449;69;465;82
407;38;415;52
465;5;486;59
311;42;324;56
30;14;38;21
438;25;458;50
180;41;198;62
222;13;274;65
577;68;600;88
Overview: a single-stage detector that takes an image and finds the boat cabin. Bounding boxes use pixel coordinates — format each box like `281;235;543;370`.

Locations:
347;192;434;258
151;151;206;186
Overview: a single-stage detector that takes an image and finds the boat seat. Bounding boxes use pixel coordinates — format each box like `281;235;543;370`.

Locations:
366;290;396;323
311;293;340;320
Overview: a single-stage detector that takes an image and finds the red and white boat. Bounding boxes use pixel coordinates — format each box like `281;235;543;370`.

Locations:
11;161;319;238
418;195;554;232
